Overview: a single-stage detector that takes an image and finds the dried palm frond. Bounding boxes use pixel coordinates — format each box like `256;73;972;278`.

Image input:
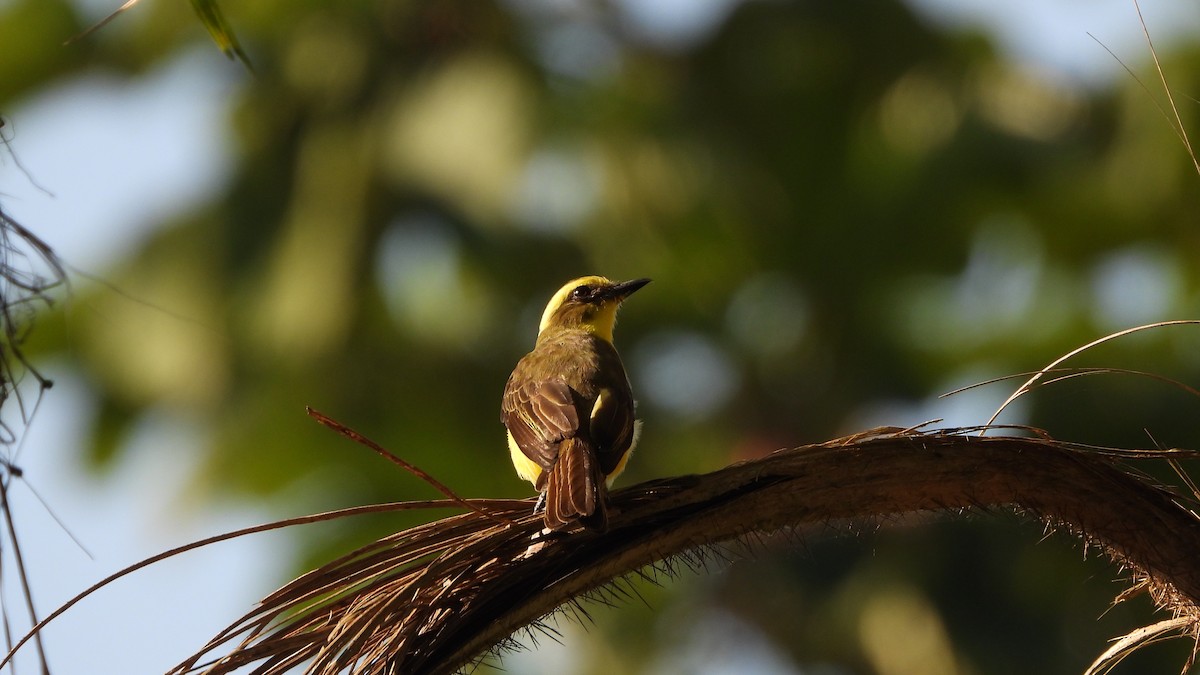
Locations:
142;426;1200;675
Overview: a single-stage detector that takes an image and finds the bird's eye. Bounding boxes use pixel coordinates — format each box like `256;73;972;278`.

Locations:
571;285;592;301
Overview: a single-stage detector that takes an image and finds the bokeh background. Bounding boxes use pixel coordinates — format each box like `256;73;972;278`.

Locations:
2;0;1200;673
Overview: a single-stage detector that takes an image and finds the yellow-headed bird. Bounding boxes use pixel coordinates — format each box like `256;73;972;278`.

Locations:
502;276;649;531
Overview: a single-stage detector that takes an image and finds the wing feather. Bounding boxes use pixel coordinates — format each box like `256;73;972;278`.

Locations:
501;372;579;475
590;386;637;476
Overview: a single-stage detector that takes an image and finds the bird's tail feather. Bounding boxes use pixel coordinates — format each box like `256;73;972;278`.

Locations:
544;438;607;532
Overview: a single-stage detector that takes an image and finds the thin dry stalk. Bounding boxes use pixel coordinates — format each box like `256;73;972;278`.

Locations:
986;320;1200;427
0;205;66;675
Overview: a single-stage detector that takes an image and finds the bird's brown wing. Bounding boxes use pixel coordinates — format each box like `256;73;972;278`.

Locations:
588;342;637;476
588;385;637;476
501;375;580;476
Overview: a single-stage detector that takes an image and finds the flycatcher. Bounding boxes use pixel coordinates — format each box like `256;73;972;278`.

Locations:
501;276;649;531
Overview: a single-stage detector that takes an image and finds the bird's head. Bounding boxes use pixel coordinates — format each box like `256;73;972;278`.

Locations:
538;276;651;343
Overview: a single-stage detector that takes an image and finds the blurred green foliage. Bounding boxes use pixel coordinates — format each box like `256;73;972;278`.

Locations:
4;0;1200;673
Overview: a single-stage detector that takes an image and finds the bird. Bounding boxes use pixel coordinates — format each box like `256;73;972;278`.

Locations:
501;276;649;531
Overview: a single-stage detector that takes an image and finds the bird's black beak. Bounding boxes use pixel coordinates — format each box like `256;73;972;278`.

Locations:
606;278;651;301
